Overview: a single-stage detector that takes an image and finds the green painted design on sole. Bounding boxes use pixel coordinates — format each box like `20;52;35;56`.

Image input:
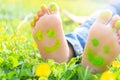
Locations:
43;40;61;53
87;48;104;66
115;20;120;29
103;46;110;54
46;29;56;38
36;30;44;41
111;28;116;33
91;38;99;47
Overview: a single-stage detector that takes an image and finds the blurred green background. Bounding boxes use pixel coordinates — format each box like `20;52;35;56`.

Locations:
0;0;108;34
1;0;118;79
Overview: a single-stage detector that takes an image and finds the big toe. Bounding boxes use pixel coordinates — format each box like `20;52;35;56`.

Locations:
41;4;48;14
96;9;112;24
49;2;59;14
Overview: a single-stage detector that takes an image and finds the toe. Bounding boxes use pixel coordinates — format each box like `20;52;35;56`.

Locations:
49;2;59;14
37;10;44;17
31;20;35;27
31;4;48;28
110;15;120;38
41;4;48;14
118;30;120;41
115;20;120;30
110;15;120;29
97;9;112;24
31;15;39;28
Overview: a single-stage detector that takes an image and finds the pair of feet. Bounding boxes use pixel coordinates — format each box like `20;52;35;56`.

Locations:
31;3;120;72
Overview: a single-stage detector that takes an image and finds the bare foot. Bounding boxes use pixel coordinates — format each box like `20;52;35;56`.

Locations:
31;3;70;63
81;10;120;72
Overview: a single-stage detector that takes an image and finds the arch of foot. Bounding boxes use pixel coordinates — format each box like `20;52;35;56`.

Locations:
87;38;112;67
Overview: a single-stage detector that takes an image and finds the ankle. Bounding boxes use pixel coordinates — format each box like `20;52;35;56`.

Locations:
67;43;75;62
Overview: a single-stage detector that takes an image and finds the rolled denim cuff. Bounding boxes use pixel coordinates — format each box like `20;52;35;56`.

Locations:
65;33;84;56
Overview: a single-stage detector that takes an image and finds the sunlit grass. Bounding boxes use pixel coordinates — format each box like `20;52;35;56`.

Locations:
1;0;120;79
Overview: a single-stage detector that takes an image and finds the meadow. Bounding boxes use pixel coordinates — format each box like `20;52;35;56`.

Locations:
0;0;120;80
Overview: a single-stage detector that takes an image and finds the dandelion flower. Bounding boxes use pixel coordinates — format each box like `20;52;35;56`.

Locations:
100;71;116;80
0;28;4;33
0;36;3;41
33;42;37;49
112;61;120;68
16;36;26;41
36;63;51;77
12;47;16;51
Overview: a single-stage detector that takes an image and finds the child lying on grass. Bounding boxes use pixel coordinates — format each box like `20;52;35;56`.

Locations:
31;1;120;73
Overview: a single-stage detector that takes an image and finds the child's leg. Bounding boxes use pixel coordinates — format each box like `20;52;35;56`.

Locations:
32;3;71;63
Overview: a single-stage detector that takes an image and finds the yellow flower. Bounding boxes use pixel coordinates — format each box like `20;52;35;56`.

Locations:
16;31;21;35
0;36;3;41
33;42;37;49
16;36;26;41
100;71;116;80
0;28;4;33
9;35;15;39
112;61;120;68
36;63;51;77
12;47;16;51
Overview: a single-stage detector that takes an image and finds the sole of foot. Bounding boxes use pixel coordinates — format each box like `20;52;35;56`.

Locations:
81;10;120;73
31;2;69;63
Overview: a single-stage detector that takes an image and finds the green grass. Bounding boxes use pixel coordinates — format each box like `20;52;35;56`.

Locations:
0;0;120;79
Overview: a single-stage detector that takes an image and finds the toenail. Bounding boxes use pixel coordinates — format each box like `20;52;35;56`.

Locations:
31;21;34;27
37;11;41;17
115;20;120;29
41;4;46;10
34;16;39;23
49;2;57;11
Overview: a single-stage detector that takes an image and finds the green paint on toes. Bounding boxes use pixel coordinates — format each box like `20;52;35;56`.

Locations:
115;20;120;29
49;2;57;11
36;30;44;41
87;48;104;67
46;29;56;38
91;38;99;47
43;40;61;53
103;46;110;54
